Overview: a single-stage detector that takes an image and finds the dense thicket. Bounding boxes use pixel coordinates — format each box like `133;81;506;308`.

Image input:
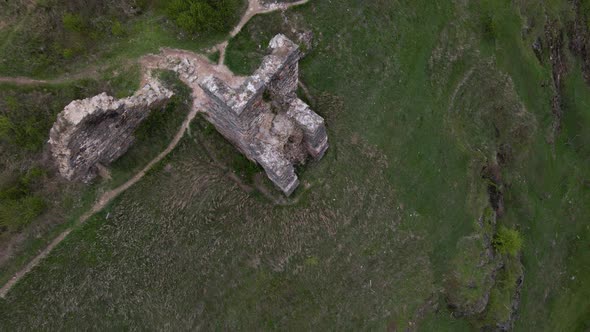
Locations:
165;0;244;34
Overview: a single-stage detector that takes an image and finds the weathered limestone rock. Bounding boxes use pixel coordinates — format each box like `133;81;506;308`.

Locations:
49;81;173;181
200;34;329;195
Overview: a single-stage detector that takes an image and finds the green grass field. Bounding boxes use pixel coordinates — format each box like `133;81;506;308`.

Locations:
0;0;589;330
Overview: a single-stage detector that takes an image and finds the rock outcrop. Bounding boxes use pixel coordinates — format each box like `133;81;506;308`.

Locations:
544;19;567;144
49;81;173;181
569;0;590;85
445;208;503;317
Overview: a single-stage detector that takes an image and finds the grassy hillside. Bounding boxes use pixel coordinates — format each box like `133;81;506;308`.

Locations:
0;69;189;290
0;71;138;285
0;0;245;300
0;0;589;330
0;0;246;77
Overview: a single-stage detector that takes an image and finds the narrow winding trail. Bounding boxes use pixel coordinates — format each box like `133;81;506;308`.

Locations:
214;0;310;66
0;65;106;86
0;107;200;298
0;0;311;299
0;74;88;86
0;77;49;85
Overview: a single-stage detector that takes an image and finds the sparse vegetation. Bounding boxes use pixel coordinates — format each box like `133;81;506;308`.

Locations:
111;20;126;37
62;13;86;33
0;168;47;233
207;50;221;64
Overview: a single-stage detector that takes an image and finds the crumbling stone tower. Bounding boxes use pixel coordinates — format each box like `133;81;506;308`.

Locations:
200;34;328;195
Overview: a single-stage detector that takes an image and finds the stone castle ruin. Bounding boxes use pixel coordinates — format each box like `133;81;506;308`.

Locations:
48;34;328;195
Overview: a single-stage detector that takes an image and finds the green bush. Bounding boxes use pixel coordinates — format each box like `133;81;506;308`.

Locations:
62;13;86;32
0;115;12;139
62;48;75;59
493;226;523;257
481;12;496;41
166;0;243;34
111;20;125;37
201;118;216;136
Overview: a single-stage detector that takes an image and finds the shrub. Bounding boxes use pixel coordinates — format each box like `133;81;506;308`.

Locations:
62;48;75;59
5;96;19;110
111;20;125;37
481;12;496;41
0;116;12;140
166;0;243;34
62;13;86;32
493;226;523;257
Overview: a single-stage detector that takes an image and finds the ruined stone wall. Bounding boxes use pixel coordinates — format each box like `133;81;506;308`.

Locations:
265;39;301;104
287;99;329;159
49;81;173;181
200;34;329;195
